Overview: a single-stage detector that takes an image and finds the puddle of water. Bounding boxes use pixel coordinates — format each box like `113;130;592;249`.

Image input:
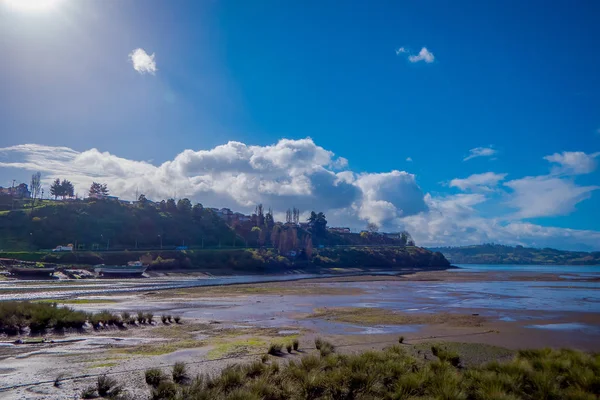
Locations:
526;323;600;333
278;330;300;335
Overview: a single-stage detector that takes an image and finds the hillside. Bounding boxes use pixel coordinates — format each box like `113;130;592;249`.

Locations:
429;244;600;265
0;200;450;271
0;200;237;251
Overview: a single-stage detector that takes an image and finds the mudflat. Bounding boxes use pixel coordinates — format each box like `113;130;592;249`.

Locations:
0;266;598;399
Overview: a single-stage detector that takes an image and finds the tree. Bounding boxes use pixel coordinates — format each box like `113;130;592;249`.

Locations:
159;200;167;211
366;222;379;233
177;198;192;214
192;203;203;219
89;182;109;197
304;234;313;258
285;208;292;223
61;180;74;199
50;178;62;200
255;204;265;227
137;194;148;208
308;211;327;238
265;209;275;231
293;207;300;225
30;172;41;208
166;198;177;212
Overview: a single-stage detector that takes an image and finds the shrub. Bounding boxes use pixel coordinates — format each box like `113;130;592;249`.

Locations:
293;339;299;351
174;315;181;324
172;362;188;384
145;368;164;388
261;354;269;363
167;315;173;323
286;343;293;353
399;336;404;344
146;313;154;325
137;311;146;324
268;343;282;355
161;315;168;324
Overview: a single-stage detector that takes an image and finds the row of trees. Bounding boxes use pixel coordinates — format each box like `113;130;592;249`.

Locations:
49;179;75;200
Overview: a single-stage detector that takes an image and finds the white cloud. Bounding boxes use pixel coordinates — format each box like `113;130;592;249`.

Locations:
463;146;497;161
128;48;157;75
504;176;599;219
406;157;413;162
395;47;407;55
408;47;435;63
1;141;599;251
543;151;600;175
450;172;507;191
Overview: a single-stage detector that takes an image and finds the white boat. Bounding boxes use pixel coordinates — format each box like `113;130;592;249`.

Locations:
94;261;147;277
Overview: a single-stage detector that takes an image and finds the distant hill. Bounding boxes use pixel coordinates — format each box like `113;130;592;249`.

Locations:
429;244;600;265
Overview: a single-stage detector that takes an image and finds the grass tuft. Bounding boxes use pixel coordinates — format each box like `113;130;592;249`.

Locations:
172;362;188;384
268;342;283;355
293;338;299;351
145;368;164;388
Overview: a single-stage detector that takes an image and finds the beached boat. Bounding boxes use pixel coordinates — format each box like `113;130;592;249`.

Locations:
9;265;56;277
94;261;147;277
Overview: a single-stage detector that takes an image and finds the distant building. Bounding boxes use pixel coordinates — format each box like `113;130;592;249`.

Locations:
0;183;31;198
329;227;351;234
89;193;119;201
233;212;251;222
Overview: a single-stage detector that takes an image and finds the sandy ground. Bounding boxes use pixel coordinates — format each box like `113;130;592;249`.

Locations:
0;268;599;399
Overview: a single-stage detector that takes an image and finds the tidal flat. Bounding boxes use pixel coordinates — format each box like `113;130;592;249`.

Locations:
0;265;598;399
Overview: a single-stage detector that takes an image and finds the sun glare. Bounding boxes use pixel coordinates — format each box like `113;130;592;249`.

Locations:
4;0;63;12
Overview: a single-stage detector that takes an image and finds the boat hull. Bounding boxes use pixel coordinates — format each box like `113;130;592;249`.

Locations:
94;267;147;277
10;267;55;277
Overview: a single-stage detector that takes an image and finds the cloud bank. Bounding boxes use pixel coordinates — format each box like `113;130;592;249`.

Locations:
1;140;599;250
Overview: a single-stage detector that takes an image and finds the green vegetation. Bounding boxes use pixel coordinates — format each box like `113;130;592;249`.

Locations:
0;199;450;272
172;362;189;384
0;301;88;334
431;244;600;265
145;368;165;388
309;307;485;327
292;338;299;351
128;345;600;399
0;199;236;251
268;342;283;355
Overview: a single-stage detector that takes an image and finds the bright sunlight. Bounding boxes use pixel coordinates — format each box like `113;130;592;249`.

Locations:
3;0;64;12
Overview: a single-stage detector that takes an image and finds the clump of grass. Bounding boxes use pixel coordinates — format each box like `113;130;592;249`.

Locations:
399;336;404;344
161;315;168;324
145;368;164;388
286;343;293;353
174;315;181;324
54;374;65;388
292;338;299;351
145;313;154;325
432;345;461;367
172;362;188;384
97;375;120;397
267;343;282;355
137;311;146;325
81;386;96;399
314;337;323;350
261;354;269;363
318;340;335;357
167;315;173;323
151;381;178;400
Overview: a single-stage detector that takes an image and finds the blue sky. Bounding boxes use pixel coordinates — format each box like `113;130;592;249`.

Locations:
1;0;599;250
